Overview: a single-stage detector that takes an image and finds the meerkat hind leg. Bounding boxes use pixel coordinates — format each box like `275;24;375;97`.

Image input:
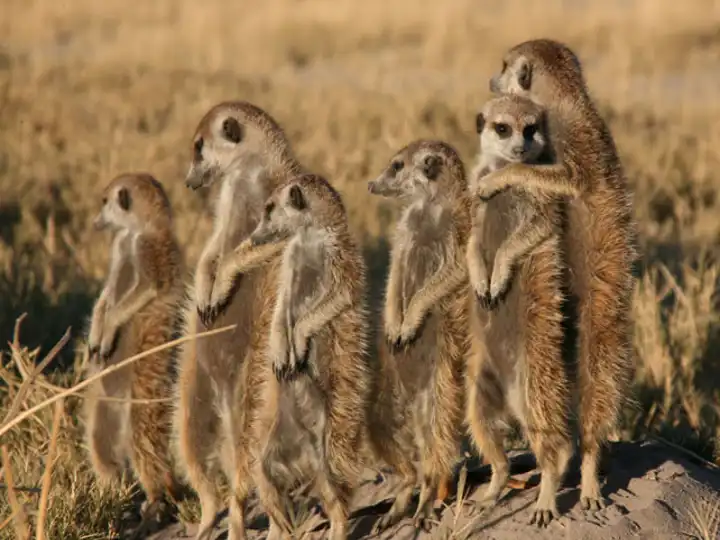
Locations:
371;466;417;534
580;443;605;511
412;473;440;532
528;434;573;527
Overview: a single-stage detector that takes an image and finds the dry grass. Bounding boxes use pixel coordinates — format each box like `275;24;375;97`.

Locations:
1;0;720;537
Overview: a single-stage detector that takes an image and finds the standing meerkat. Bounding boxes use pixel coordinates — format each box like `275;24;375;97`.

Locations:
173;101;304;540
366;140;469;533
465;95;573;526
482;39;637;511
225;174;372;540
83;172;184;521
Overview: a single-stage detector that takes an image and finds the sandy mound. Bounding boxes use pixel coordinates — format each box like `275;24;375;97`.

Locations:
146;440;720;540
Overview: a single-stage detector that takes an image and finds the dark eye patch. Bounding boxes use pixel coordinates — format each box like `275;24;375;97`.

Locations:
423;155;442;181
222;117;243;144
194;137;204;161
102;196;108;205
390;160;404;175
493;123;511;139
264;201;275;219
523;124;538;140
118;187;131;211
501;60;508;73
288;185;306;210
475;113;486;134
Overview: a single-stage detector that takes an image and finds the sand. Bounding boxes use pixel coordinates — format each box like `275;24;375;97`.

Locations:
143;440;720;540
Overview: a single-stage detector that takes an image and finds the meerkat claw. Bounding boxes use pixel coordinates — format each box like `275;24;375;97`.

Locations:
581;496;606;512
529;509;556;527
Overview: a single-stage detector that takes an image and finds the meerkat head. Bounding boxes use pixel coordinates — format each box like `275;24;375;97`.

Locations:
489;39;585;103
185;101;298;191
368;140;466;203
476;95;548;166
250;174;346;246
94;173;172;233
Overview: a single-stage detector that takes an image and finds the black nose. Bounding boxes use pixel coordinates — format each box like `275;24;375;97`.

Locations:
368;182;376;193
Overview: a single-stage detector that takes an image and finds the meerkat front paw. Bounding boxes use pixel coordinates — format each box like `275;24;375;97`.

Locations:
473;278;493;310
99;324;120;361
489;258;513;305
205;263;241;325
384;317;405;353
291;330;311;372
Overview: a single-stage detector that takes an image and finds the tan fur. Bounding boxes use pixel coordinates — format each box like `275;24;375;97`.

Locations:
83;172;184;519
487;39;637;510
367;140;470;533
172;101;303;540
230;174;372;540
468;94;557;308
465;96;573;526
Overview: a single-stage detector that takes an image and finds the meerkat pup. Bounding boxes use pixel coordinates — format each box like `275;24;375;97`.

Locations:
467;94;558;309
483;39;637;511
224;174;372;540
366;140;469;533
465;95;573;527
173;101;304;540
83;172;184;522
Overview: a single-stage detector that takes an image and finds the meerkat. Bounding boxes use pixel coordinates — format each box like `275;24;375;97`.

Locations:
366;140;469;533
467;94;558;309
83;172;184;522
220;174;372;540
173;101;305;540
464;95;573;526
482;39;637;511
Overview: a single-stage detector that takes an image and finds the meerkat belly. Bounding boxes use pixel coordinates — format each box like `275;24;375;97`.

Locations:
271;376;327;486
196;267;267;393
478;191;530;382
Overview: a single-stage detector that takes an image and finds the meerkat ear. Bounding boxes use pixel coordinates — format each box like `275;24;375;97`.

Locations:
288;184;306;210
222;117;243;144
475;112;485;134
118;187;131;211
423;155;442;181
518;59;533;90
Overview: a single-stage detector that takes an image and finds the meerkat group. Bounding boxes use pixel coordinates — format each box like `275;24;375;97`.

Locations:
80;38;635;538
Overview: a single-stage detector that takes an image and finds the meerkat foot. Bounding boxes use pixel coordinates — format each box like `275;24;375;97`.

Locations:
476;469;509;513
529;507;557;528
529;487;559;528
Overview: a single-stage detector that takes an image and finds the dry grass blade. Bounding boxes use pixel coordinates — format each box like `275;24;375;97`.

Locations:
0;446;30;540
36;399;63;540
2;326;71;424
0;324;235;439
0;509;19;533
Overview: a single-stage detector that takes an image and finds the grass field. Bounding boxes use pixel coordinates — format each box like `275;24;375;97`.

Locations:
1;0;720;537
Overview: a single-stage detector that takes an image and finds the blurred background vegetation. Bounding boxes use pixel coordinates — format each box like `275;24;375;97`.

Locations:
1;0;719;537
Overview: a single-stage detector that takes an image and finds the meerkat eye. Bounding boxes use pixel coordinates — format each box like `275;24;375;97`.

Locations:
118;187;131;212
264;201;275;219
222;117;243;144
494;123;511;138
194;137;204;161
475;113;486;134
390;160;404;174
